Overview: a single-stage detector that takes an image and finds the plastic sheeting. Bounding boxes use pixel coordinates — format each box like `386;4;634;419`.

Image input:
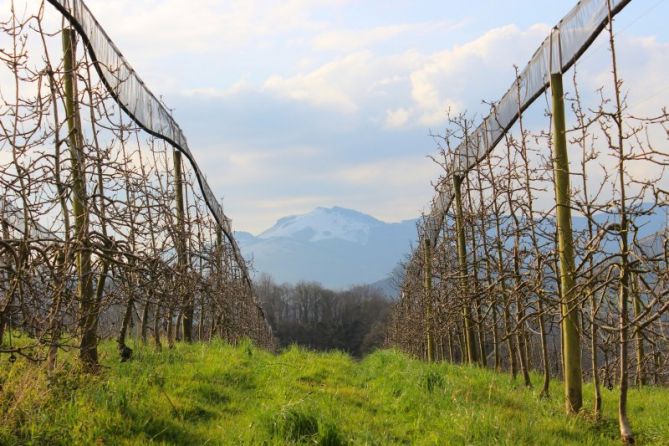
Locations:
1;201;57;241
46;0;252;287
422;0;631;245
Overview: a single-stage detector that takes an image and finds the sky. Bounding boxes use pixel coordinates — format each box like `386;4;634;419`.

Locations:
68;0;669;233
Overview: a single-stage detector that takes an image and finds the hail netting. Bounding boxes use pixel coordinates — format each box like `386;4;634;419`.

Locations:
45;0;252;288
422;0;632;245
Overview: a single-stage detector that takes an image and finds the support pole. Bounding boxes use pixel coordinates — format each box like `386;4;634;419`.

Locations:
423;237;434;362
632;273;645;386
0;213;10;346
173;150;192;342
215;225;225;339
63;28;96;369
454;174;478;365
550;72;583;413
216;226;223;275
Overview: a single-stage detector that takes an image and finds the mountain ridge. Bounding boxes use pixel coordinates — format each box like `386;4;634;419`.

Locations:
236;207;418;289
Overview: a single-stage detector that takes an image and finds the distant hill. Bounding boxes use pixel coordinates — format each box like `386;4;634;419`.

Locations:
236;207;418;289
369;275;401;299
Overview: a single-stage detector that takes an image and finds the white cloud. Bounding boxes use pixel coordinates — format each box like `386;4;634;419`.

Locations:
312;24;414;52
254;24;553;126
254;195;336;210
311;18;468;53
384;108;411;128
182;80;254;98
196;144;322;189
263;52;375;113
85;0;333;55
402;24;550;127
331;156;440;188
260;50;425;114
227;146;320;169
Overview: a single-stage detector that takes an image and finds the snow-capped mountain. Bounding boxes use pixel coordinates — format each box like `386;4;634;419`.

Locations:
258;207;381;245
236;207;418;290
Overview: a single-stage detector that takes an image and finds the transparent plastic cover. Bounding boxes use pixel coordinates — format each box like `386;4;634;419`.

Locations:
47;0;252;285
422;0;631;245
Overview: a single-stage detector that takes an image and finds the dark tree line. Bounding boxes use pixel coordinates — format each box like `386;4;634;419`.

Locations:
256;274;391;357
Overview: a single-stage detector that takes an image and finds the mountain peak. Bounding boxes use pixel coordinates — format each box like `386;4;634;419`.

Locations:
237;207;419;288
258;206;383;244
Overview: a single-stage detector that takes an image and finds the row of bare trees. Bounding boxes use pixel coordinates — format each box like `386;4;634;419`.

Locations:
256;274;391;356
0;2;273;371
387;6;668;444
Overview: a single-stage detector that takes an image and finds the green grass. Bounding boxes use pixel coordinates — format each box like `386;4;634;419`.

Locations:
1;340;667;445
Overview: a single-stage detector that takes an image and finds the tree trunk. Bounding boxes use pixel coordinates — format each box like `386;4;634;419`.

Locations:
141;301;151;344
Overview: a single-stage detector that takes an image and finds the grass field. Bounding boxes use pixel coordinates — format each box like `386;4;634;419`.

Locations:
0;340;667;445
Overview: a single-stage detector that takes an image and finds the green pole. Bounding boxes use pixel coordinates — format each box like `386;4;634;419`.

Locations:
173;150;192;342
550;72;583;413
216;226;223;272
423;237;434;362
63;28;97;369
454;174;478;365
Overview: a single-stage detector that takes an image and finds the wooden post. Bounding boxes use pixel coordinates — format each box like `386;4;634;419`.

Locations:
454;174;478;365
423;237;434;362
215;225;225;340
632;273;645;386
173;150;192;342
550;71;582;413
63;28;97;369
0;212;10;346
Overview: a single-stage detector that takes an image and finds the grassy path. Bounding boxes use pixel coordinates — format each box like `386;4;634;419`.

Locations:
1;341;667;445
